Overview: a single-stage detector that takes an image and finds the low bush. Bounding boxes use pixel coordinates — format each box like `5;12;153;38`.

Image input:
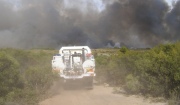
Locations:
95;42;180;101
0;49;56;105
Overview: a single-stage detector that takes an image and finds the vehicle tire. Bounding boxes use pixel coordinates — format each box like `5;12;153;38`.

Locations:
62;79;69;90
85;77;93;89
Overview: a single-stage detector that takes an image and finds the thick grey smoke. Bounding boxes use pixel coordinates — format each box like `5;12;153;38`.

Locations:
0;0;179;49
166;0;180;40
97;0;169;47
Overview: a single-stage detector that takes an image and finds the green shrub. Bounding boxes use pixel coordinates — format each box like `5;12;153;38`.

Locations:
125;74;140;93
25;66;53;93
0;48;55;105
120;46;128;54
0;52;23;97
95;42;180;100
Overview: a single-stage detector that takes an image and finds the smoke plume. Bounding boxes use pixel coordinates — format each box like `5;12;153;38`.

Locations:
0;0;179;48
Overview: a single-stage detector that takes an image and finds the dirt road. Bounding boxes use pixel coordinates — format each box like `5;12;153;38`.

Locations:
39;82;167;105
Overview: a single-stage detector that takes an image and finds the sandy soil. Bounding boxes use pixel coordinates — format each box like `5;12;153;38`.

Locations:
39;81;167;105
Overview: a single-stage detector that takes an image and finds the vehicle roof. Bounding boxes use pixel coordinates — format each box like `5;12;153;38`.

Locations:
59;46;91;54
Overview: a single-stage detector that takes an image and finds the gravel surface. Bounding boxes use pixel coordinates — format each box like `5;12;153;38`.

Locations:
39;82;167;105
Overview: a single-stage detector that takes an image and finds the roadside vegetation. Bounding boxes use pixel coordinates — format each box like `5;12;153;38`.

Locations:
0;42;179;105
94;42;180;105
0;49;57;105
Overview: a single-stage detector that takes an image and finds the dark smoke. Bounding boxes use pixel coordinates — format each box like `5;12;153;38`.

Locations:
97;0;169;47
0;0;179;49
166;0;180;40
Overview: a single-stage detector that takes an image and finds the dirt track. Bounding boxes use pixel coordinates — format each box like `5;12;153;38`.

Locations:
39;82;167;105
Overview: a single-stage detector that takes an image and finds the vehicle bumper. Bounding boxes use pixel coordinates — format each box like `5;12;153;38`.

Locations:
59;73;96;79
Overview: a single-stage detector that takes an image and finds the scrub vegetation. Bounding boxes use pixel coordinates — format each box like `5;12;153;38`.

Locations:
0;42;180;105
0;49;57;105
95;42;180;104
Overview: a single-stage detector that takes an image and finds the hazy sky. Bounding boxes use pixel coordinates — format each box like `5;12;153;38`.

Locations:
166;0;173;6
0;0;179;48
6;0;174;8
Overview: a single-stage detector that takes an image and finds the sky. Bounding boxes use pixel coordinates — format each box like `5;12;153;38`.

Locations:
0;0;180;48
5;0;175;10
166;0;173;6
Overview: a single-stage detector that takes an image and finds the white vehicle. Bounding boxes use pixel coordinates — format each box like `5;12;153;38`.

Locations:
52;46;95;88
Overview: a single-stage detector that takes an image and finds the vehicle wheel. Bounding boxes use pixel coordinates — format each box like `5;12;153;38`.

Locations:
85;77;93;89
62;80;69;90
